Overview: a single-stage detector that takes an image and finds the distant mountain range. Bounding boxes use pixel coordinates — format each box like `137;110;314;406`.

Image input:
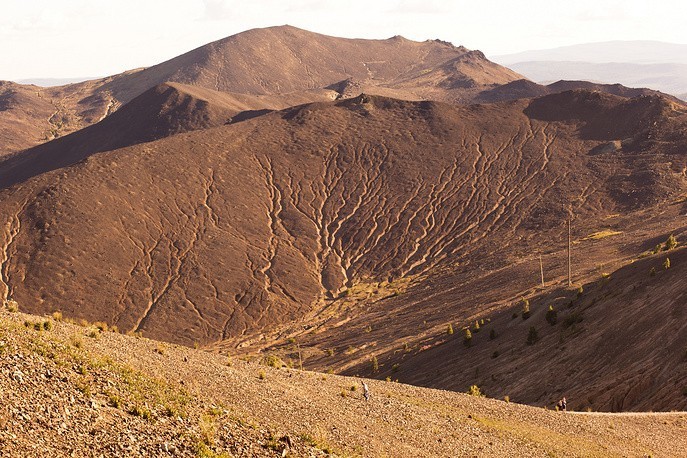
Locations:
16;77;98;87
493;41;687;100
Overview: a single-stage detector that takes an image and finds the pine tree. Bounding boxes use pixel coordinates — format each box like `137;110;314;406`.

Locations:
545;305;557;325
463;328;473;347
521;298;531;320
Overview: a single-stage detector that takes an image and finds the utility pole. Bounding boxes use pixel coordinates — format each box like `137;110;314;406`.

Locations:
567;217;572;287
539;255;545;288
297;343;303;371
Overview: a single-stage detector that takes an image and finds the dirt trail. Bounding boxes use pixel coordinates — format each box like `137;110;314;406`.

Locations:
571;411;687;417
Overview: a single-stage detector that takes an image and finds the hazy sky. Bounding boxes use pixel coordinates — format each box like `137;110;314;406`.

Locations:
2;0;687;80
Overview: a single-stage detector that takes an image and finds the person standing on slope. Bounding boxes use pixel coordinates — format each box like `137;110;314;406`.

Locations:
362;381;370;401
556;397;567;412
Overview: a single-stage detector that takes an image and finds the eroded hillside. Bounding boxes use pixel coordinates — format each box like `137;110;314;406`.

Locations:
1;91;685;342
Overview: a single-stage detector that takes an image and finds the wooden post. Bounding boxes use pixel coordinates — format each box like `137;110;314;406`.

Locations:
539;255;545;288
567;217;572;287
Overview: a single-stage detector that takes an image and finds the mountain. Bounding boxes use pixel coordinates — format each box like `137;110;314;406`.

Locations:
0;26;523;158
97;25;523;104
2;25;687;417
494;41;687;65
16;77;98;87
1;90;686;411
4;307;686;457
493;41;687;100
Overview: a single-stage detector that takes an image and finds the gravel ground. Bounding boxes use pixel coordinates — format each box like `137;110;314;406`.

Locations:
1;307;686;457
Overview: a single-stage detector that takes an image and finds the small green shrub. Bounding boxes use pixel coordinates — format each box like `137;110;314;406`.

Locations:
664;258;671;270
5;300;18;313
75;364;88;375
107;393;122;409
391;363;400;372
262;354;284;368
467;384;484;397
665;234;678;251
447;323;454;335
129;404;152;420
473;320;481;332
577;286;584;298
371;356;379;373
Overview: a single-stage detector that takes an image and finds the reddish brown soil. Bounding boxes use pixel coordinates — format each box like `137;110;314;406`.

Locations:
0;26;525;158
1;25;675;161
2;26;687;416
0;90;686;413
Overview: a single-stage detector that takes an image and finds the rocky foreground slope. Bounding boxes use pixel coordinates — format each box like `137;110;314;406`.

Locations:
1;304;686;457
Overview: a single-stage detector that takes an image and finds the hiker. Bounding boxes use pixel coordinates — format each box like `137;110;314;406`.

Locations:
362;381;370;401
556;397;567;412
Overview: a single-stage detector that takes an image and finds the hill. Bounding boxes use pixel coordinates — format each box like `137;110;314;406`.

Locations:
1;90;686;411
493;41;687;100
96;25;523;104
494;41;687;66
0;26;524;157
2;305;686;457
0;82;336;189
0;81;59;157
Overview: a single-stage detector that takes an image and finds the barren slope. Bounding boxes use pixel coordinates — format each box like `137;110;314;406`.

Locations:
1;26;525;156
330;230;687;412
98;26;522;104
1;91;686;411
2;305;686;457
0;82;336;189
0;81;59;156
